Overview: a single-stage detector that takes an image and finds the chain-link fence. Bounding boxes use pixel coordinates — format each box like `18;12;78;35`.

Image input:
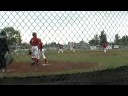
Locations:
1;11;128;84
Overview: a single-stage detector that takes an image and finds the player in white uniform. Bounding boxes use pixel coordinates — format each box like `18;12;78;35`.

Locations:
58;44;64;53
38;39;48;65
29;32;40;65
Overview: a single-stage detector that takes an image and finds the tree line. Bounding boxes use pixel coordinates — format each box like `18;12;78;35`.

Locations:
88;30;128;46
2;27;128;48
1;27;21;45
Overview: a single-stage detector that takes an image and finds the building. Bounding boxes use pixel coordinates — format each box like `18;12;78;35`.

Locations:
68;41;89;50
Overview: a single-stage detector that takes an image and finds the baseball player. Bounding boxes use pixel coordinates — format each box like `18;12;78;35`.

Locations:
72;44;76;52
58;44;64;53
102;41;108;53
29;32;40;65
38;39;48;65
0;30;10;72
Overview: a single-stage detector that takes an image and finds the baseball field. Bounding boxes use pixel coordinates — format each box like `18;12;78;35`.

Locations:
0;49;128;78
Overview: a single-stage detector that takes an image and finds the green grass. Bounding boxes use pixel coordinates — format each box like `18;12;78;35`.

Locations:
47;50;128;71
13;55;31;63
14;50;128;67
4;50;128;77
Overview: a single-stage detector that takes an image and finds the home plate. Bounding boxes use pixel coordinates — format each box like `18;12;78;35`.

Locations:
42;64;51;66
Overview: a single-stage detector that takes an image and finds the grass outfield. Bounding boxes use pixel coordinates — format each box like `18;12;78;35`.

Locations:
13;50;128;70
48;50;128;70
0;49;128;78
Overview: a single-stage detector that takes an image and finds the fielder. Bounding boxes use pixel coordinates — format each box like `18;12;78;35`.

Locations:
29;32;40;65
38;39;48;65
58;44;64;53
72;45;76;52
102;41;108;53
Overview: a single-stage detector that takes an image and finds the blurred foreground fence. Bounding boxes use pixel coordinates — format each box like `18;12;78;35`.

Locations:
1;11;128;85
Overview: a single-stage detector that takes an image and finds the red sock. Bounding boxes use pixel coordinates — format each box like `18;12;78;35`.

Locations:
35;58;39;64
37;59;39;64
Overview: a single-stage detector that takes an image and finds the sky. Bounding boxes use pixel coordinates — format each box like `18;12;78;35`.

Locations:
0;11;128;44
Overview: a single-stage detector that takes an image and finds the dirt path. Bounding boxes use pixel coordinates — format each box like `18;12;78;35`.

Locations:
6;62;98;73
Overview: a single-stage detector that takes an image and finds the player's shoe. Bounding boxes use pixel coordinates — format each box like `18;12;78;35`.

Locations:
31;62;35;65
45;61;48;64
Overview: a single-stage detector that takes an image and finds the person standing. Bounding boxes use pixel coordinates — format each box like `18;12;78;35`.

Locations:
72;44;76;52
58;44;64;53
38;39;48;65
0;30;10;72
29;32;40;65
102;41;108;53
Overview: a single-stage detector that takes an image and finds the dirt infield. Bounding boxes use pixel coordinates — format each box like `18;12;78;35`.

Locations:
6;61;98;73
1;62;128;85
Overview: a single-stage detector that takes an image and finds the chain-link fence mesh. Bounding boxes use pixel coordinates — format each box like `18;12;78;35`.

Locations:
1;11;128;84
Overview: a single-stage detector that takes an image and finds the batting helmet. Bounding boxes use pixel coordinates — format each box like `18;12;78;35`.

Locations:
32;32;37;37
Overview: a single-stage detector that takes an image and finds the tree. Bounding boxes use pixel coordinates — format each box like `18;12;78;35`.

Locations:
49;42;57;47
121;35;128;46
15;30;22;45
99;30;107;46
114;34;120;45
79;40;86;44
21;42;29;49
1;27;22;45
89;39;96;45
94;34;99;45
89;34;99;46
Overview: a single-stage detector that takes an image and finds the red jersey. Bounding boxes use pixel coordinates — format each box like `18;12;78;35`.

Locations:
59;44;63;49
103;43;108;48
30;37;40;46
